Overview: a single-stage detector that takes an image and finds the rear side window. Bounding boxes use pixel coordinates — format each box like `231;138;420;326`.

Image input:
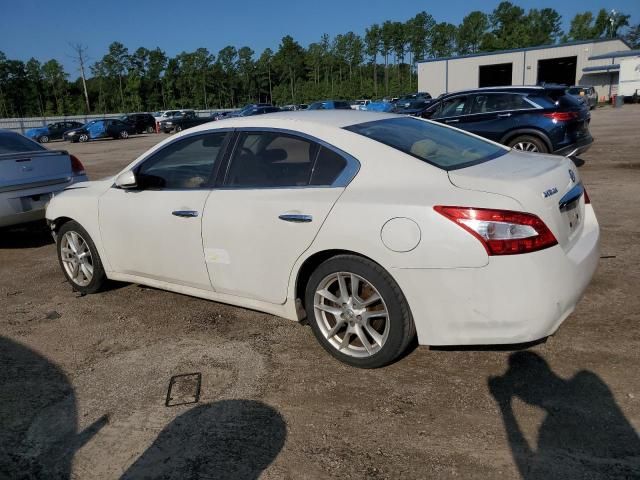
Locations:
311;147;347;185
0;132;45;154
345;117;507;170
226;132;318;188
137;133;228;189
470;93;533;114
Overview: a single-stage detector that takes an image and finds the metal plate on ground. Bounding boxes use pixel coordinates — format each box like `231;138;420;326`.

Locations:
165;372;201;407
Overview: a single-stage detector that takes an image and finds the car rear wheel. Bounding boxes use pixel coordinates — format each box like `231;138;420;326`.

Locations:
119;130;129;139
305;255;415;368
146;126;154;133
508;135;548;154
57;221;106;294
38;135;49;143
175;125;183;133
78;133;89;143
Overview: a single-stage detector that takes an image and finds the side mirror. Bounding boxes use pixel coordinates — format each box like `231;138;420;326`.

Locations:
115;170;137;189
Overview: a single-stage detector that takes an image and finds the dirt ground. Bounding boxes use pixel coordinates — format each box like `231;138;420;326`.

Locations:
1;108;639;479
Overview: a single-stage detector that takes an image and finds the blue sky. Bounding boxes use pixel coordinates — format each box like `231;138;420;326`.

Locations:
1;0;638;73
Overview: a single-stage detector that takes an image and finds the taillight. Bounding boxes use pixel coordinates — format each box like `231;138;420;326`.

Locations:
543;111;579;122
70;154;85;175
434;206;558;255
583;188;591;204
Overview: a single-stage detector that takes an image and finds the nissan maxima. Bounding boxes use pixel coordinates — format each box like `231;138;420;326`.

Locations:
46;111;599;368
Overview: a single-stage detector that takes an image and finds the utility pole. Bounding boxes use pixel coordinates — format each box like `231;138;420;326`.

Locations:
69;43;91;113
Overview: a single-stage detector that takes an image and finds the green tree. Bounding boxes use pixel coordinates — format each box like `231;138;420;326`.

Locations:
488;1;530;49
431;23;457;58
365;24;382;96
527;8;562;45
626;24;640;48
457;11;489;54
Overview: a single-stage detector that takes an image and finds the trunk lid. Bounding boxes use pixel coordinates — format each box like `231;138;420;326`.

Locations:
0;150;72;193
448;150;585;250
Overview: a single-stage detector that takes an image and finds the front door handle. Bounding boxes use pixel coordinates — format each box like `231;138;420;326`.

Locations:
172;210;199;218
445;119;459;123
497;113;512;118
279;213;312;223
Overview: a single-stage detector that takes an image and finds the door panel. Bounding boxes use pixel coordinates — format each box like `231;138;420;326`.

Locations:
99;189;213;290
202;187;343;303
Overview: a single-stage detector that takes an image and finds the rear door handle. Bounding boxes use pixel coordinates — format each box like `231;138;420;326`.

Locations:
444;119;459;124
497;113;512;118
172;210;199;218
279;214;312;223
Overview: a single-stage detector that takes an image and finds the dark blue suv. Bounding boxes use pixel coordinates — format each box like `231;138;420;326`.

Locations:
421;86;592;157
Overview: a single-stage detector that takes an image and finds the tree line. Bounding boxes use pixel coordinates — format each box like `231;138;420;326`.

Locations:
0;2;637;118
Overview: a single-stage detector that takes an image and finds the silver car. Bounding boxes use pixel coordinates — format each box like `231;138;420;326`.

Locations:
567;86;597;110
0;130;88;228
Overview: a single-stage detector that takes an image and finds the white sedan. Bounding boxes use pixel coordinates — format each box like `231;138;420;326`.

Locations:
46;111;599;368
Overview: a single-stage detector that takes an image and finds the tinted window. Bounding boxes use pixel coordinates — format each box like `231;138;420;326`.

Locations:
334;101;352;109
435;96;468;118
0;132;45;154
310;147;347;186
470;93;533;114
345;117;507;170
137;133;227;189
226;132;317;187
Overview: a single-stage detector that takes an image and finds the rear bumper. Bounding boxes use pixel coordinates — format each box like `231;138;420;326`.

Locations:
554;135;593;158
392;205;600;346
0;174;88;228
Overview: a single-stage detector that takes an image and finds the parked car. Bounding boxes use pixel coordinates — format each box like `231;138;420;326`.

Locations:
567;86;597;110
211;111;237;120
395;92;433;111
153;110;186;123
364;101;395;112
46;111;599;368
1;130;87;228
421;86;593;157
393;99;433;116
119;113;157;134
229;104;281;117
63;119;137;143
350;100;372;110
25;121;84;143
159;111;213;133
308;100;352;110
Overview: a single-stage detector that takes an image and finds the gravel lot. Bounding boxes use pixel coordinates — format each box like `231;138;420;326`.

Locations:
2;108;639;479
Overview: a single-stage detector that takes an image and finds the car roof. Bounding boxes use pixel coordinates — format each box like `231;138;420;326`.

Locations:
186;110;397;133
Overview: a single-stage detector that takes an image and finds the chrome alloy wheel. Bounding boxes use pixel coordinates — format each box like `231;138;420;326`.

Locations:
60;231;94;287
512;141;539;152
120;130;129;139
313;272;390;358
79;133;89;142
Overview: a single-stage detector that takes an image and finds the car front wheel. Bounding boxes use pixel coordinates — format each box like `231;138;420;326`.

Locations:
38;135;49;143
305;255;415;368
78;134;89;143
57;221;106;294
508;135;549;154
119;130;129;139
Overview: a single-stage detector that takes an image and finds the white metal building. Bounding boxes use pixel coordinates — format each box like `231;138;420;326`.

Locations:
417;38;634;101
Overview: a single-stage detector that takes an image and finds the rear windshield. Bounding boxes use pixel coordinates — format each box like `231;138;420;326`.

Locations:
0;132;46;154
345;117;507;170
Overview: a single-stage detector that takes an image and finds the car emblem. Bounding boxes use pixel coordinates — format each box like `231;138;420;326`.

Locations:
568;169;576;183
542;187;558;198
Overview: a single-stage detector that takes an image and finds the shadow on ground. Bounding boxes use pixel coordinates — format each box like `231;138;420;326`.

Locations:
489;351;640;479
122;400;286;479
0;221;53;249
0;336;106;479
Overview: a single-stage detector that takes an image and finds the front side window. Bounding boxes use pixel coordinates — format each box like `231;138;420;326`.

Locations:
137;132;228;189
434;96;468;118
345;117;507;170
226;132;318;188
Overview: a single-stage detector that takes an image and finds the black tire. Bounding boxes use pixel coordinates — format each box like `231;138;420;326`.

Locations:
56;220;107;294
146;126;155;134
119;130;129;139
304;255;415;368
38;135;49;143
78;133;89;143
507;134;549;154
175;125;183;133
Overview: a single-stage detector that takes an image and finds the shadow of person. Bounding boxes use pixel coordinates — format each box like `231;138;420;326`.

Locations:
489;351;640;479
121;400;286;480
0;336;106;479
